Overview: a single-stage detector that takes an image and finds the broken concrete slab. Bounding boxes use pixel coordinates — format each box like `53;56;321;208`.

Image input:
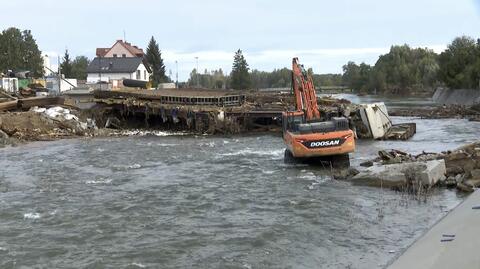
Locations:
446;166;464;177
464;179;480;188
419;159;447;185
470;169;480;179
445;151;469;162
360;160;374;167
378;150;395;161
382;123;416;140
333;167;360;180
351;160;446;188
352;164;408;188
457;182;474;193
455;173;465;183
446;156;478;177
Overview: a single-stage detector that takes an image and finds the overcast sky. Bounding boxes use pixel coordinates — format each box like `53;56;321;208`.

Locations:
1;0;479;81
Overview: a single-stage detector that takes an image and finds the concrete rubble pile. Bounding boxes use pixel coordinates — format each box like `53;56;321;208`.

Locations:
0;106;96;144
353;159;446;189
31;106;96;131
352;141;480;192
389;104;480;120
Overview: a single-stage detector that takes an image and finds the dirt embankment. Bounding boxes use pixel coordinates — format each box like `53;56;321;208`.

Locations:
0;107;97;147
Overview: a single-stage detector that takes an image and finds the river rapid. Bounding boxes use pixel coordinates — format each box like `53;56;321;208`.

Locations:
1;96;480;268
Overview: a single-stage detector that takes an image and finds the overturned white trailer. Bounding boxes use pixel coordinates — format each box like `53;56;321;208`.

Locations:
356;102;416;140
359;102;392;139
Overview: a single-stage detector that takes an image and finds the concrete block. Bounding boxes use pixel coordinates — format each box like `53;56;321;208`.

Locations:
352;160;445;188
418;159;446;185
352;163;412;188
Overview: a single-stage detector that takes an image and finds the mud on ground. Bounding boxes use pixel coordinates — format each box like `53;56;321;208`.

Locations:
0;111;86;142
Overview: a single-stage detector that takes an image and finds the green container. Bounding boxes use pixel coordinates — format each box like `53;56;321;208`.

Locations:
18;79;30;89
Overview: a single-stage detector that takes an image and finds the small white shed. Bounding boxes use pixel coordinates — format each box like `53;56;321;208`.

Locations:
0;78;19;94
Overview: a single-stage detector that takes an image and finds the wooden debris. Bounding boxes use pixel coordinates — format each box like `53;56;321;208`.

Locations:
382;123;416;140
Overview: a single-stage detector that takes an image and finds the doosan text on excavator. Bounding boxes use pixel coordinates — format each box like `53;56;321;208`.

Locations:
282;57;355;167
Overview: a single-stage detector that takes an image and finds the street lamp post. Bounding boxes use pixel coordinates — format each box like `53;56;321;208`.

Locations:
175;60;178;88
99;56;102;91
195;56;199;87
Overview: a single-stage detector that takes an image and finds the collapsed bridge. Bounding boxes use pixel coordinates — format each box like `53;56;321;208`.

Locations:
79;87;415;139
91;88;285;134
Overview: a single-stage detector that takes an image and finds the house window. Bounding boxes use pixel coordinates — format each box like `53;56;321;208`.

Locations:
113;54;117;57
144;70;147;80
136;70;141;80
122;54;126;58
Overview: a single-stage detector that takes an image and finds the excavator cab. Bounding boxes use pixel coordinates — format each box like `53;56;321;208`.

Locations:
282;58;355;167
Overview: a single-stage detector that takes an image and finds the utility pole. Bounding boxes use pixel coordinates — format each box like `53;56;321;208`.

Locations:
57;56;61;95
99;56;102;90
195;56;199;87
175;60;178;88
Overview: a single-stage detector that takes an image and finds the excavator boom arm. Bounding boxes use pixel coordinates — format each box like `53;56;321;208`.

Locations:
291;58;320;120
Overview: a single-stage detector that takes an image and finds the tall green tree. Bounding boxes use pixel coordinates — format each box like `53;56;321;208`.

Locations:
438;36;480;89
187;68;227;88
372;45;438;93
342;61;372;92
230;49;251;90
342;45;440;94
312;73;343;88
146;36;168;86
60;49;73;78
71;56;90;80
0;27;43;76
251;68;291;89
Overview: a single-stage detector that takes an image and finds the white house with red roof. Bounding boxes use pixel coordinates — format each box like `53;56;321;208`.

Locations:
87;40;151;85
96;40;145;58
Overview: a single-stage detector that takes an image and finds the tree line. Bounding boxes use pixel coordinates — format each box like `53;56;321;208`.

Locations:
186;49;252;90
186;51;343;90
2;27;479;93
342;36;480;94
196;35;480;92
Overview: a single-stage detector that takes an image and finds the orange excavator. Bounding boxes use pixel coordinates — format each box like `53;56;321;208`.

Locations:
282;58;355;166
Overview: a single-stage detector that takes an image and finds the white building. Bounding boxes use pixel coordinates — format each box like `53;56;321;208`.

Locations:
46;78;78;93
96;40;145;58
42;54;53;76
86;57;151;84
0;78;19;94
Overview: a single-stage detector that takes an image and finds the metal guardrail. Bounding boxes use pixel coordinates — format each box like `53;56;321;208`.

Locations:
226;110;282;118
156;95;245;107
93;90;246;107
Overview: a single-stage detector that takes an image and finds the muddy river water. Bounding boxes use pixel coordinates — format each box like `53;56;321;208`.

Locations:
1;96;480;268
